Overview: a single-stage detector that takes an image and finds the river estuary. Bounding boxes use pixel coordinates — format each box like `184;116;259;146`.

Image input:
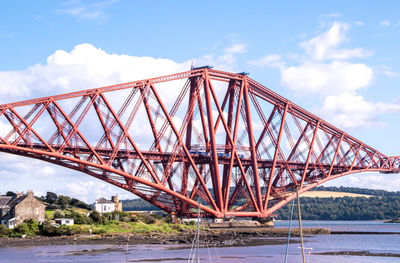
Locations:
1;221;399;262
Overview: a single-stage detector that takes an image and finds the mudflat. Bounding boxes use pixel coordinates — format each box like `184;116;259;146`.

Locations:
0;227;329;247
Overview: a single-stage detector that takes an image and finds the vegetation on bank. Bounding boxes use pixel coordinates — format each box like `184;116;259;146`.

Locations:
276;186;400;220
39;191;92;210
0;210;195;238
3;186;399;239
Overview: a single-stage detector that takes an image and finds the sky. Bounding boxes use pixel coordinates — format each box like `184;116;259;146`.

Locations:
1;0;400;202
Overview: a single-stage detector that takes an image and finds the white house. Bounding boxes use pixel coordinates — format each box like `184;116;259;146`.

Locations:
93;197;116;214
55;218;74;226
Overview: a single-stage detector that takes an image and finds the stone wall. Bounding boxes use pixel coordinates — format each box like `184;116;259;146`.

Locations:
14;194;45;225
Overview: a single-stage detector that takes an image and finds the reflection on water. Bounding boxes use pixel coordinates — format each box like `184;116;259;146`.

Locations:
0;221;400;263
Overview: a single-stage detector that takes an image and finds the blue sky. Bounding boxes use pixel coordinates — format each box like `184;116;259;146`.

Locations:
1;0;400;202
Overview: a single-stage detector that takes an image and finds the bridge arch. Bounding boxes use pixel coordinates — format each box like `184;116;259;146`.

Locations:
0;68;399;218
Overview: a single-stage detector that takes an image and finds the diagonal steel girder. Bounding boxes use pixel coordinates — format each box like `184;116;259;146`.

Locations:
0;68;399;218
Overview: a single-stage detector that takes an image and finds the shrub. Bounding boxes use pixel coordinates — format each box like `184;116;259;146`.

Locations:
186;220;196;226
40;221;58;236
13;219;40;236
92;228;106;234
163;215;173;224
75;201;92;210
171;224;184;231
40;221;89;236
102;213;113;223
142;215;155;224
24;219;39;234
89;210;102;224
57;225;89;235
151;213;163;220
65;210;91;225
109;211;131;222
53;210;65;219
13;223;30;236
0;224;11;237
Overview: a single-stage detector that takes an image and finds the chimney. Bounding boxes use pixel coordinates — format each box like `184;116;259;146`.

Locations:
111;195;119;203
26;190;34;197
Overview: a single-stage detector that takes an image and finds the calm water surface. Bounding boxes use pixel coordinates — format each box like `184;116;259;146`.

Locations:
1;221;400;263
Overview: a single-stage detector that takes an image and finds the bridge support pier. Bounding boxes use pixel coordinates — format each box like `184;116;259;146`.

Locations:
252;217;274;227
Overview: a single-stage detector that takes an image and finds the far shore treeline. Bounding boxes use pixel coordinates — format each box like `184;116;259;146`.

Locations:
1;186;400;239
4;186;400;222
122;186;400;221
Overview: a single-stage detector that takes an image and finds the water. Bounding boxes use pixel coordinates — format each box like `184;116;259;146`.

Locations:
1;221;400;263
275;220;400;233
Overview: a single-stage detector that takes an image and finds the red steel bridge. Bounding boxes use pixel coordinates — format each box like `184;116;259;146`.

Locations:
0;67;399;218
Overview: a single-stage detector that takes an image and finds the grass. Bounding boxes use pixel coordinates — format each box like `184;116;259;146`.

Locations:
44;208;196;235
46;207;90;220
90;220;196;235
45;210;55;219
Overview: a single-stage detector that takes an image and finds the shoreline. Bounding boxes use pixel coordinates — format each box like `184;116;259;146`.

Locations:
0;227;325;248
2;226;398;248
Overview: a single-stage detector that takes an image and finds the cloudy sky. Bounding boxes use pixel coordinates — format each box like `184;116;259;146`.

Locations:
1;0;400;202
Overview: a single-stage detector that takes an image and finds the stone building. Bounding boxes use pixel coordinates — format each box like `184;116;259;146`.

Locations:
0;190;45;228
111;195;123;212
93;195;123;214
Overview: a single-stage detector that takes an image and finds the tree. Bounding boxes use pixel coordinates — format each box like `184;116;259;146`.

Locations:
6;191;16;197
45;192;58;204
89;210;102;223
57;195;71;209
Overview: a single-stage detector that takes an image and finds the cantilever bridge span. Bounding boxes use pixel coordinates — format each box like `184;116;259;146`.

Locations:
0;68;399;218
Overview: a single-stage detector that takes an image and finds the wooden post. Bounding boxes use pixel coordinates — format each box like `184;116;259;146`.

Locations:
297;187;306;263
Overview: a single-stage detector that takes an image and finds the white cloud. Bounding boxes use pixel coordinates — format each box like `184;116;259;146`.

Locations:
224;44;247;54
321;13;342;19
320;92;400;128
56;0;119;22
247;21;398;130
0;43;190;104
0;42;247;202
376;65;399;77
0;31;14;39
354;21;364;26
38;166;56;176
300;22;372;61
282;61;372;95
380;20;391;27
193;43;247;71
324;172;400;192
247;54;285;68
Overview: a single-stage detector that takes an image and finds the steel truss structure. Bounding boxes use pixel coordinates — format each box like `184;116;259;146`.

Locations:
0;68;399;218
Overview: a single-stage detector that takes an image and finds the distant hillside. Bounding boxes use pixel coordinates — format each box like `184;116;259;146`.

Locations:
122;198;160;211
312;186;400;197
300;190;372;198
121;186;400;220
277;186;400;221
